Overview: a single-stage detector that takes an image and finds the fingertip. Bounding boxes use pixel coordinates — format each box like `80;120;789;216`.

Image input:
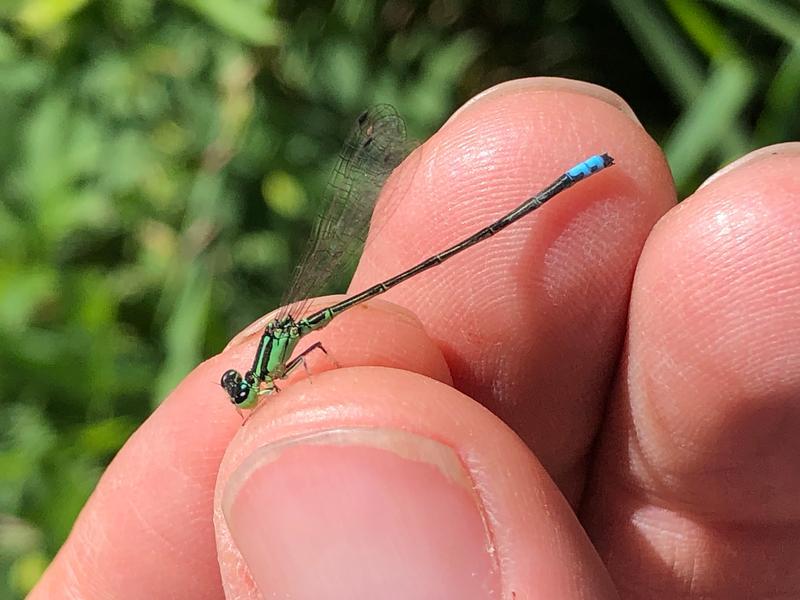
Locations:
586;145;800;598
623;146;800;520
354;77;674;484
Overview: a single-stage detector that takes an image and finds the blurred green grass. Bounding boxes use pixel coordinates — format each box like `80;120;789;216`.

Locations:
0;0;798;596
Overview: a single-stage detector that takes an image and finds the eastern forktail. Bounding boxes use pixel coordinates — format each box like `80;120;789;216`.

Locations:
221;105;614;410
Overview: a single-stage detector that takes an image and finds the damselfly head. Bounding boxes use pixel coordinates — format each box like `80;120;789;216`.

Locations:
221;369;257;407
221;368;243;400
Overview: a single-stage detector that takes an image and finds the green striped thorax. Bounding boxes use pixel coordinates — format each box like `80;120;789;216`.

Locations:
220;316;305;409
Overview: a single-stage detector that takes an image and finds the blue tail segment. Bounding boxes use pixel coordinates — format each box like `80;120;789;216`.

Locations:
565;153;614;183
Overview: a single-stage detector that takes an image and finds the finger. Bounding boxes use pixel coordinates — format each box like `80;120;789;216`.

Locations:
215;367;619;600
353;78;674;496
27;351;238;599
29;300;445;599
582;144;800;598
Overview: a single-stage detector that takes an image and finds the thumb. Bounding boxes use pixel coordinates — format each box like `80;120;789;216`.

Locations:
214;368;617;599
221;426;496;598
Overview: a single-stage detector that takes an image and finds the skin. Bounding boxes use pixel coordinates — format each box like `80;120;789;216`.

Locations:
29;78;800;599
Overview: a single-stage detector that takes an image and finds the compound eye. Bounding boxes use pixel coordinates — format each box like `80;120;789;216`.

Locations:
221;369;241;387
220;369;242;388
221;369;243;397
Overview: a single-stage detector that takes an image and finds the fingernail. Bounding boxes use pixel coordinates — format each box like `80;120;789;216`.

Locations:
699;142;800;190
446;76;641;126
223;428;500;598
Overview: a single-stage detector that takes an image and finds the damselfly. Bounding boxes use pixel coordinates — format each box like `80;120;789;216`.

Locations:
221;105;613;410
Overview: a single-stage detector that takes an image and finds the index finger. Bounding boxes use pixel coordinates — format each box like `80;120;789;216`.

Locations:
352;78;674;495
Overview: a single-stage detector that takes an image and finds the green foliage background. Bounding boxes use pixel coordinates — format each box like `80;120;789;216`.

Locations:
0;0;798;596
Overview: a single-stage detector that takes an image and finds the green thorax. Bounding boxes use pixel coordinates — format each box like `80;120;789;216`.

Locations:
253;317;301;379
252;310;334;381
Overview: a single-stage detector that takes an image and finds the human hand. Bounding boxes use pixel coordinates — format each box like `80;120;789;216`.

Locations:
29;79;800;599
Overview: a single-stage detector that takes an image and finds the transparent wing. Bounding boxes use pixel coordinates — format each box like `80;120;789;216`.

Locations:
276;104;413;321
